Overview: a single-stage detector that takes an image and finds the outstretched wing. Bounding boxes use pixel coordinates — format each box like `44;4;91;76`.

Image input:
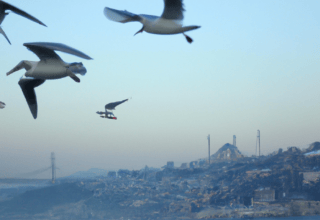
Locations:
24;44;61;61
105;99;128;110
104;7;142;23
0;26;11;45
24;42;93;61
18;77;45;119
161;0;185;20
0;1;47;27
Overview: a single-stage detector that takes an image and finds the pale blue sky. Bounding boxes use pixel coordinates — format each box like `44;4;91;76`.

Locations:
0;0;320;178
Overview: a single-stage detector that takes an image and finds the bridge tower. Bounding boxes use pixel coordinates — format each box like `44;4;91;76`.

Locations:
207;134;210;165
256;130;260;157
51;152;56;183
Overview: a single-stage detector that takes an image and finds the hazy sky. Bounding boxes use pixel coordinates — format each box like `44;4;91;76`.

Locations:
1;0;320;179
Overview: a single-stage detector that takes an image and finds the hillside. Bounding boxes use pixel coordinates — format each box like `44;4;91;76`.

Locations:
0;142;320;219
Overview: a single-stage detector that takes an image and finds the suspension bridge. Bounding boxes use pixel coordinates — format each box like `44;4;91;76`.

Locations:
14;152;57;183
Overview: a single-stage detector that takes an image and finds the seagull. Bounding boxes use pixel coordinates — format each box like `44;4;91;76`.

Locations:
96;99;129;120
6;42;93;119
0;1;46;45
0;101;5;109
104;0;200;43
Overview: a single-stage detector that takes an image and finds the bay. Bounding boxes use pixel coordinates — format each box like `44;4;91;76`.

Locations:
214;216;320;220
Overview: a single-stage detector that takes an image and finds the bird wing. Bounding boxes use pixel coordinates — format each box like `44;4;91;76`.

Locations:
0;1;47;27
18;77;45;119
105;99;128;110
24;44;61;61
0;26;11;44
104;7;142;23
24;42;93;61
161;0;185;20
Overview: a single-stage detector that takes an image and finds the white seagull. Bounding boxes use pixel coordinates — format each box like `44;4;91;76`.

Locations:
104;0;200;43
0;101;5;109
0;1;46;45
6;42;92;119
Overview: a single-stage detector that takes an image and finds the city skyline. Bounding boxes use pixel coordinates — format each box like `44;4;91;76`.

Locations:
0;0;320;178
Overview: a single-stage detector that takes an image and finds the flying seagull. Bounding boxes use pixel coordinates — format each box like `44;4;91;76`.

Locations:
104;0;200;43
96;99;129;120
0;1;46;45
6;42;92;119
0;101;5;109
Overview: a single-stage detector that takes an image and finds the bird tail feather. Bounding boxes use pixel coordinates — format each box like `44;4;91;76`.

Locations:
182;25;201;33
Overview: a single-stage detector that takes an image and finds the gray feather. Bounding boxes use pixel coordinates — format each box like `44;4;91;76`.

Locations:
0;1;46;27
104;7;141;23
105;99;128;110
161;0;185;20
23;42;93;60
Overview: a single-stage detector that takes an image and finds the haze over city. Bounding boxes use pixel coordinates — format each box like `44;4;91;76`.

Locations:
0;0;320;179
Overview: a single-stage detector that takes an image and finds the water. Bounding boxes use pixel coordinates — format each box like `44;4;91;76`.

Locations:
0;179;50;188
257;217;320;220
217;216;320;220
0;179;51;201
